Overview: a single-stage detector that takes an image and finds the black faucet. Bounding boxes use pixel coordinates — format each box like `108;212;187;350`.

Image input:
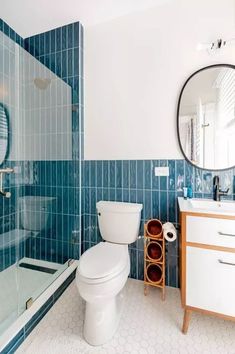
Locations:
213;176;229;201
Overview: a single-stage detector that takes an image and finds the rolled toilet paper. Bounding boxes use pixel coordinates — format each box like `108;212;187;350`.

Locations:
162;222;177;242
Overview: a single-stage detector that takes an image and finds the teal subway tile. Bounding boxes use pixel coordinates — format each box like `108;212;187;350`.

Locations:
122;160;130;188
152;190;159;219
130;160;137;188
56;27;62;52
137;160;144;189
116;160;122;188
109;188;115;201
62;25;68;50
73;22;80;47
122;188;130;202
168;160;176;190
130;189;137;203
116;188;122;202
144;160;151;189
96;161;103;188
152;160;159;189
137;250;144;281
160;191;168;222
144;190;151;220
90;161;96;187
109;161;116;188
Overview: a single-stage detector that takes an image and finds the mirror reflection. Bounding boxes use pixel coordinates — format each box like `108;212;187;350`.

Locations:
178;65;235;170
0;104;8;166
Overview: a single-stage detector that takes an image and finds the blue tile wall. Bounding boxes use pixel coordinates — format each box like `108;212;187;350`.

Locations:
82;159;235;288
22;161;81;263
0;20;25;271
24;22;84;106
0;20;84;268
0;18;83;352
0;19;24;47
22;23;83;264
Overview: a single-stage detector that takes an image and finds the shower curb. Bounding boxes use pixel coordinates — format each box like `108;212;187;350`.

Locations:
0;261;78;354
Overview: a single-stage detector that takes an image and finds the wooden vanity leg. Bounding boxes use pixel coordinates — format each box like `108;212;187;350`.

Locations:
182;309;192;334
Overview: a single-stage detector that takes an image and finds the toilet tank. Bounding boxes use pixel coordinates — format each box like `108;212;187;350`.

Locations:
19;196;56;232
96;201;143;244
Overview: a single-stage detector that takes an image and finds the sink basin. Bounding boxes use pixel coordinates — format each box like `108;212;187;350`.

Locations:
178;197;235;216
190;199;235;212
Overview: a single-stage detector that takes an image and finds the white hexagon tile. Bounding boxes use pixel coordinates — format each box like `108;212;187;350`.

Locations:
16;279;235;354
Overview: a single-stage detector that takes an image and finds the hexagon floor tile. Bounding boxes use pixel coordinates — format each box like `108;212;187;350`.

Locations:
16;279;235;354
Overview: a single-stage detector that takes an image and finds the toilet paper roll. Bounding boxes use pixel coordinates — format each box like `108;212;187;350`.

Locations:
162;222;177;242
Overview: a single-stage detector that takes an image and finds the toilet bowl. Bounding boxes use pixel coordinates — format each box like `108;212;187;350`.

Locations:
76;201;142;346
76;242;130;345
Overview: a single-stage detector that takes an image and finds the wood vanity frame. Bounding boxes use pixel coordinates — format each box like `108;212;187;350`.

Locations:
180;211;235;334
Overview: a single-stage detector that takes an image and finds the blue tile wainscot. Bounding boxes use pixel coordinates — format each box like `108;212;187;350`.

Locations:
82;159;235;288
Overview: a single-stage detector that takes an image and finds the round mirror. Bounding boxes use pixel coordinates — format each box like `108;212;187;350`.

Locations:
177;64;235;170
0;104;9;166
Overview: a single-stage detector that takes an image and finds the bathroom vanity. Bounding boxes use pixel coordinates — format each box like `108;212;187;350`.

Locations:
178;197;235;333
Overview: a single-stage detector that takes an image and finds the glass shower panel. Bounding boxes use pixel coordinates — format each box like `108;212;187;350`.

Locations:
0;27;79;337
0;30;21;336
16;40;73;304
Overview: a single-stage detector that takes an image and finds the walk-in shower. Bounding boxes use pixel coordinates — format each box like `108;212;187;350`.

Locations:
0;20;82;351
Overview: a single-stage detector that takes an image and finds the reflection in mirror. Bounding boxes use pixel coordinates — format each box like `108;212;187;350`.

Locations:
0;104;9;166
178;65;235;170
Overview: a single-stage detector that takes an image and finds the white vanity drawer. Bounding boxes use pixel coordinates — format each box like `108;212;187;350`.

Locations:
186;246;235;316
186;216;235;248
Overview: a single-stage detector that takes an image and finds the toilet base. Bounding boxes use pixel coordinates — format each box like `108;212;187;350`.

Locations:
84;288;125;346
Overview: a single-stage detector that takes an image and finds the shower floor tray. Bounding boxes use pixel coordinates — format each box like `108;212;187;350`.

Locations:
0;258;67;336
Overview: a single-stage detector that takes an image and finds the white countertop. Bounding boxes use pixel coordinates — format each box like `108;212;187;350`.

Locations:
178;197;235;217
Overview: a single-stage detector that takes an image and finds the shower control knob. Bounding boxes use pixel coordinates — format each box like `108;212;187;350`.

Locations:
5;192;11;198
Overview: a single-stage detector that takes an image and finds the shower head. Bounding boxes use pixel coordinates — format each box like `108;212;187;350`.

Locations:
33;78;51;90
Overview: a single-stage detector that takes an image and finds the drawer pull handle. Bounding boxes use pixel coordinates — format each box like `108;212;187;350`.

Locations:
218;231;235;237
218;259;235;267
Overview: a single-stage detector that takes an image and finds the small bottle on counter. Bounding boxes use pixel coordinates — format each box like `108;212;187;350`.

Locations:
187;186;193;198
183;187;188;199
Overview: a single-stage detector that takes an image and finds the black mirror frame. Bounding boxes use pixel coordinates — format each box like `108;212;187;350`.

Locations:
177;63;235;172
0;103;10;167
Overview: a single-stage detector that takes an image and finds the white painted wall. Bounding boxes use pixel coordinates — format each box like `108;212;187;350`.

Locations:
85;0;235;160
0;0;171;38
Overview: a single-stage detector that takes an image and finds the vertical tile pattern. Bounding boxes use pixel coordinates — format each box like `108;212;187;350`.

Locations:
23;22;83;263
83;159;235;288
0;23;25;271
0;17;84;351
0;19;83;268
0;19;24;47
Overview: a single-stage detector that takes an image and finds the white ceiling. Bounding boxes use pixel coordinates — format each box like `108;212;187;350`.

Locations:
0;0;173;38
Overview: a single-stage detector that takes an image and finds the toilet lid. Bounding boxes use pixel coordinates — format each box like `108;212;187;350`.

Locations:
79;242;128;280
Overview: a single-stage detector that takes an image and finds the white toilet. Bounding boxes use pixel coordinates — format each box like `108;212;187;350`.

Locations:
76;201;142;346
19;196;56;231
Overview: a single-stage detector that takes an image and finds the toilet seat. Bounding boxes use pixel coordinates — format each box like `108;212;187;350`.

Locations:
78;242;128;284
